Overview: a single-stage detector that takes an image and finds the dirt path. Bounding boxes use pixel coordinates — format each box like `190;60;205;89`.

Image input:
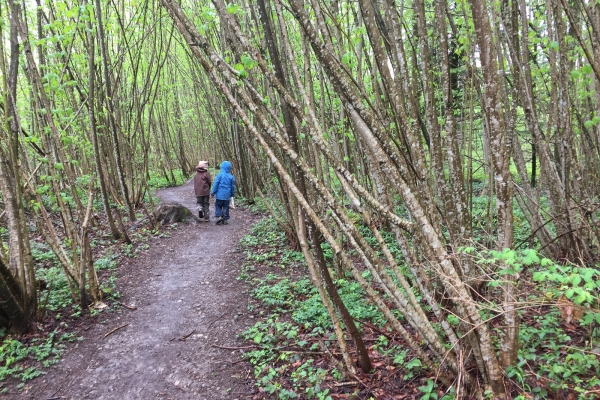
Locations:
20;181;258;400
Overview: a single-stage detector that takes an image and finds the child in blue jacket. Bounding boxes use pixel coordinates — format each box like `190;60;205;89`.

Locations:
211;161;236;225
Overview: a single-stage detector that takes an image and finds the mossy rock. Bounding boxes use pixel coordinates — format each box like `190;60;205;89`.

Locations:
153;202;198;225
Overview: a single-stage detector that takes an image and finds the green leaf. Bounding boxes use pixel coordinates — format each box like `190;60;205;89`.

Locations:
574;293;587;305
341;52;352;65
571;275;582;286
254;333;263;343
581;312;595;325
234;63;248;79
446;314;459;326
405;358;421;370
565;288;574;298
54;162;64;171
583;64;593;75
226;3;241;14
522;249;540;265
540;258;553;266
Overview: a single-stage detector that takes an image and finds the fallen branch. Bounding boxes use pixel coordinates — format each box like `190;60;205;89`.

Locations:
103;323;129;338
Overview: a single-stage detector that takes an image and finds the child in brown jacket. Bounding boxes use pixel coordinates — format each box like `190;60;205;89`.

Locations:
194;161;211;221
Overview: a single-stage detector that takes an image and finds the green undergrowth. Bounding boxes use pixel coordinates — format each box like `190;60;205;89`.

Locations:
509;308;600;398
147;169;187;190
238;216;432;399
239;213;600;399
461;247;600;398
0;329;78;393
238;217;342;399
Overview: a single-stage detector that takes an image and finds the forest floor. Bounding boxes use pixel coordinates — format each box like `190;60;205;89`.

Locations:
13;181;260;400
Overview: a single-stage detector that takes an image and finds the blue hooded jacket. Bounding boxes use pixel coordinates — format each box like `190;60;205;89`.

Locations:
211;161;236;200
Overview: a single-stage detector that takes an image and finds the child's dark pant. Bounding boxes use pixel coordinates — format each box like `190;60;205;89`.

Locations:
214;199;230;220
196;195;210;218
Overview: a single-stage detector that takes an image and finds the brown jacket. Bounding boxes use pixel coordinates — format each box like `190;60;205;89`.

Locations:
194;163;211;196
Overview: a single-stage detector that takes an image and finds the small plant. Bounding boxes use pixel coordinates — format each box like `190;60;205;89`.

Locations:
418;379;438;400
533;261;600;307
403;358;422;381
0;330;70;383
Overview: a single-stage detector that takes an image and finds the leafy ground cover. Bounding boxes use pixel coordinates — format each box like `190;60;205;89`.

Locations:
236;211;600;399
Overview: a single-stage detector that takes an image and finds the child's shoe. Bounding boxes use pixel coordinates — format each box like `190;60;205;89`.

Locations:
223;220;229;225
204;218;210;222
216;217;224;225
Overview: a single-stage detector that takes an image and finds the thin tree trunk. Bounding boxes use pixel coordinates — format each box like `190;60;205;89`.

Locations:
94;0;136;222
87;22;121;239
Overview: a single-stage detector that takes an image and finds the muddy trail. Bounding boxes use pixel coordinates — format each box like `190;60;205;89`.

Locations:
19;181;259;400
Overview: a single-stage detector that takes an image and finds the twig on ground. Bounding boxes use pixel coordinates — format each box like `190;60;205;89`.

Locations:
206;312;227;331
103;323;129;338
349;372;370;389
333;382;359;387
179;329;197;341
45;392;62;400
279;350;323;355
118;302;138;310
212;344;260;350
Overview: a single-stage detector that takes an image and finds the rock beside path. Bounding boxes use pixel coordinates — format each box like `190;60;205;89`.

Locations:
153;202;198;224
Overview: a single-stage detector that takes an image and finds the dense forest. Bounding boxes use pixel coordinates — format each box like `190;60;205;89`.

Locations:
1;0;600;398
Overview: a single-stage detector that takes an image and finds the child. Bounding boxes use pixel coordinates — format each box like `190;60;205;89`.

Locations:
210;161;236;225
194;161;211;222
